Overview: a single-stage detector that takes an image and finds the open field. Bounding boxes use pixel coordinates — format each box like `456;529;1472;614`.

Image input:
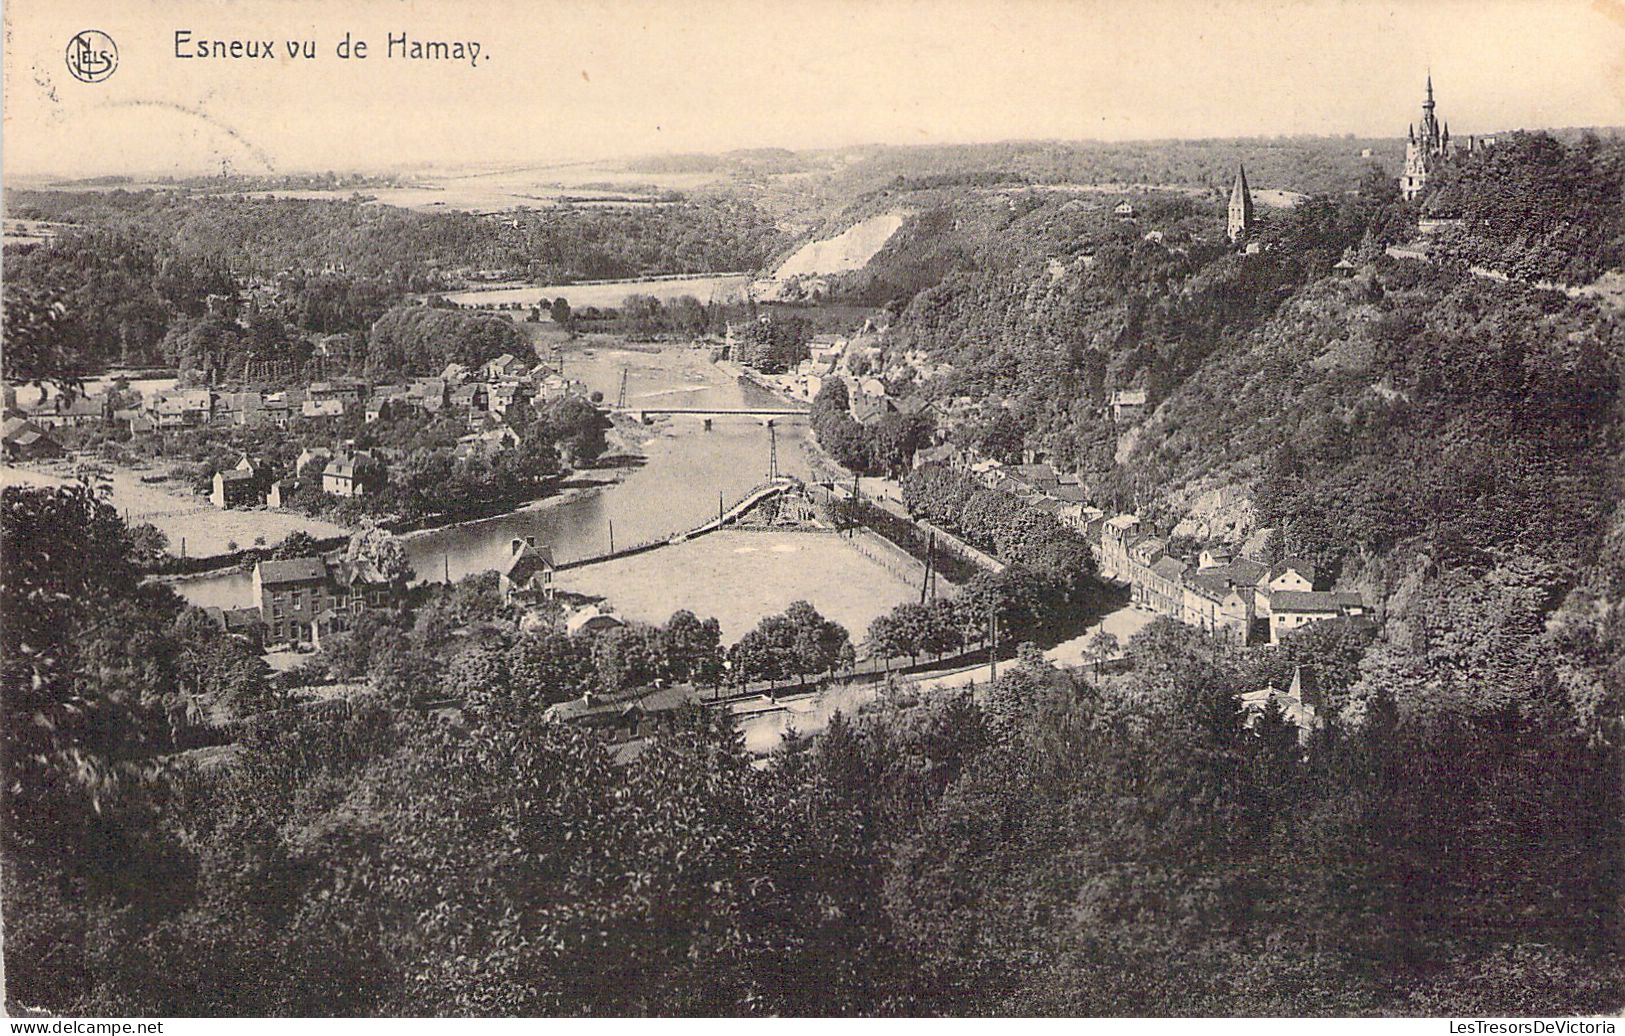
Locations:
0;463;350;558
556;529;918;644
444;273;753;309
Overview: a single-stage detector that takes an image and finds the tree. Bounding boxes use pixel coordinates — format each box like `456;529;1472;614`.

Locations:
550;296;573;327
273;530;321;559
0;286;91;397
126;522;171;568
1084;629;1120;680
783;600;853;683
505;630;595;706
591;624;668;693
345;523;414;586
662;610;723;686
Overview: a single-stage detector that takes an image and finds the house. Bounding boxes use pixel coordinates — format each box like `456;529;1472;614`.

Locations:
1268;590;1366;644
1145;555;1189;618
500;536;555;603
329;557;395;612
406;377;448;412
295;447;332;478
266;478;301;509
1110;388;1148;424
1254;558;1318;620
483;354;527;380
851;394;897;426
202;606;266;648
30;393;107;429
440;363;471;384
308;377;366;409
1;417;63;460
565;605;625;638
222;391;275;428
260;393;292;427
1241;665;1323;744
913;443;964;470
808;334;847;367
252;555;396;646
1181;561;1263;644
1198;546;1235;570
478;423;522;450
489;382;531;416
1125;535;1168;608
159;389;215;428
1008;463;1060;492
252;557;334;645
895;397;940;421
449;383;488;411
211;467;260;510
322;453;378;497
1114;201;1136;218
1099;514;1143;580
542;684;699;739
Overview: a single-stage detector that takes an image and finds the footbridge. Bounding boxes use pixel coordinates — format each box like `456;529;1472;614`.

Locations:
608;406;809;424
669;477;821;542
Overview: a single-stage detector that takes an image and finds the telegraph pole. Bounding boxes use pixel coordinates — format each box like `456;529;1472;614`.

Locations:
988;598;998;684
767;421;779;481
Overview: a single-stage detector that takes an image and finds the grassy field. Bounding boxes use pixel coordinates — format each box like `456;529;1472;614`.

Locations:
556;529;918;644
445;273;752;309
1;462;350;558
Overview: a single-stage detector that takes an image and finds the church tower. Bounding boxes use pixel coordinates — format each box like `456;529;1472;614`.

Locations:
1402;75;1452;200
1227;164;1254;244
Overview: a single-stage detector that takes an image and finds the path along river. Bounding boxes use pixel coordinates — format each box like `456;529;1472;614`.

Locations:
170;345;820;612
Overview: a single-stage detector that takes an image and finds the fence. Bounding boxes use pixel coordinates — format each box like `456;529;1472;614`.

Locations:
842;525;934;590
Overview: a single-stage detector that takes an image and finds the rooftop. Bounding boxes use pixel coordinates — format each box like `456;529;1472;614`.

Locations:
256;557;328;585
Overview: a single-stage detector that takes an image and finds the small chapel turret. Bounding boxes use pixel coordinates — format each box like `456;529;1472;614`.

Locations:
1227;164;1254;244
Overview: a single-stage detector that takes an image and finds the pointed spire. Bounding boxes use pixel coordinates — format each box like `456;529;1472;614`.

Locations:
1232;163;1250;198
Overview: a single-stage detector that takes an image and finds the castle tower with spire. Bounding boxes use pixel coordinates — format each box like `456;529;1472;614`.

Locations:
1227;164;1254;244
1402;75;1452;201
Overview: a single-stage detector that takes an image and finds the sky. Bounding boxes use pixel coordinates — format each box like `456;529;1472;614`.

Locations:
5;0;1625;178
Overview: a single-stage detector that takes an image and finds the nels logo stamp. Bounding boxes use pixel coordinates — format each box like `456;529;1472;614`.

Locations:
66;29;118;83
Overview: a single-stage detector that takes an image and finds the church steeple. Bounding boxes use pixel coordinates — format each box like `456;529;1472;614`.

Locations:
1227;164;1254;244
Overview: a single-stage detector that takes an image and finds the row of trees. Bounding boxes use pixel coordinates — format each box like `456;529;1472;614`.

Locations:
901;462;1098;599
811;378;936;476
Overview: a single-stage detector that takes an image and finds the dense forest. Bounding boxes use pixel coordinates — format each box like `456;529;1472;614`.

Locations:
4;130;1623;1016
3;483;1620;1014
1;190;786;375
1425;132;1625;284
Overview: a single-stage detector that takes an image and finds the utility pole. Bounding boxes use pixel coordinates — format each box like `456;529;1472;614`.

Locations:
616;367;629;409
988;598;998;685
608;518;615;554
767;421;779;481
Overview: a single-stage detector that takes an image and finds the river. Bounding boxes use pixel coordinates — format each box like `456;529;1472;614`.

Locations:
170;345;817;611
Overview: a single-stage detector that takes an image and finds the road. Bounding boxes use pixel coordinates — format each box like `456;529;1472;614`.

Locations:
731;601;1157;754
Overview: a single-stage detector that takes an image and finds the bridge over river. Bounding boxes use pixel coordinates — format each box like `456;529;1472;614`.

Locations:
604;405;809;425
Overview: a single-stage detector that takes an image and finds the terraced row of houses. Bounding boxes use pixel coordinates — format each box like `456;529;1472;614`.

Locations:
913;446;1370;646
1098;517;1370;645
